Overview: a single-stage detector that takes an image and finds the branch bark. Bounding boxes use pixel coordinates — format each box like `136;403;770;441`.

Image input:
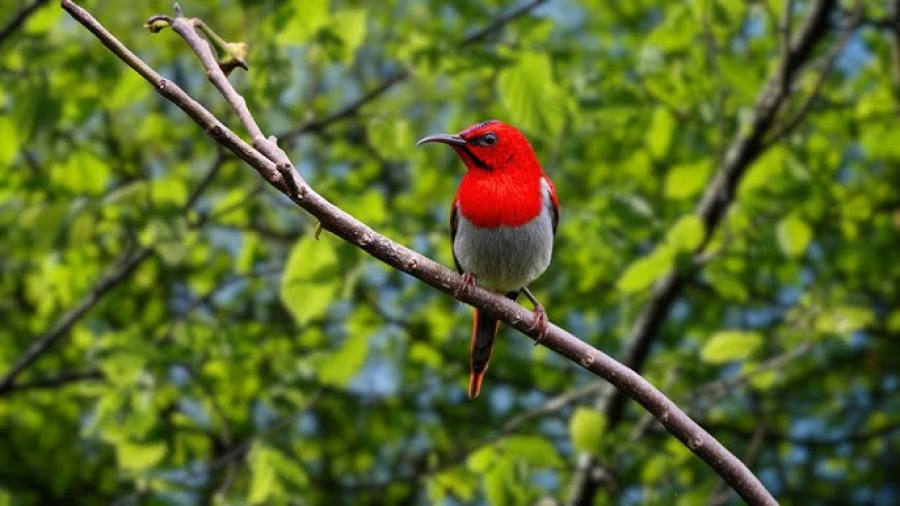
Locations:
566;0;843;504
60;1;778;504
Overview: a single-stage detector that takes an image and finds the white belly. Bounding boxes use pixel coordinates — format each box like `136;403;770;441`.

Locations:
453;211;554;292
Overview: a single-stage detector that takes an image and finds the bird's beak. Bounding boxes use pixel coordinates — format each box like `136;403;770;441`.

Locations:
416;133;467;147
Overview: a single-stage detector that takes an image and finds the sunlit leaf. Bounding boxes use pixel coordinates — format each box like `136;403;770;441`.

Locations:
617;245;674;293
666;214;705;252
280;236;340;326
248;443;280;504
497;52;568;137
116;440;167;472
700;330;763;364
777;214;813;258
665;160;712;200
569;407;607;456
815;306;875;336
645;107;676;159
316;332;369;387
328;8;367;63
0;116;19;167
273;0;329;44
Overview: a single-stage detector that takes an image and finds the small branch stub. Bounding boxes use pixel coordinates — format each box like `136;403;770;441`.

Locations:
314;221;324;240
144;15;173;33
145;7;249;76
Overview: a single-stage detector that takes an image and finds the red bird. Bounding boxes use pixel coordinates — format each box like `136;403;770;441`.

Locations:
417;120;559;398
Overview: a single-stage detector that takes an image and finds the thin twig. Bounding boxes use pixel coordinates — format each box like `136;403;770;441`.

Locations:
700;0;728;164
778;0;796;97
0;0;49;48
462;0;548;45
60;1;778;503
0;247;151;392
764;0;864;148
185;149;226;210
284;69;409;140
161;11;296;199
282;0;549;141
500;381;607;436
0;369;103;393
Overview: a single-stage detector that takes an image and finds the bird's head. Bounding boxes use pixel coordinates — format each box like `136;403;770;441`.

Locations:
416;120;541;175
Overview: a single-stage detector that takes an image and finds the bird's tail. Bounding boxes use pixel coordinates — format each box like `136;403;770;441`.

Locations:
468;291;520;399
468;309;500;399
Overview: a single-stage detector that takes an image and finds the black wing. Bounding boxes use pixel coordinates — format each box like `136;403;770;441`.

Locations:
450;202;463;274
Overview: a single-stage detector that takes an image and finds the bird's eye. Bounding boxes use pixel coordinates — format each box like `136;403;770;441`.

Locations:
480;132;498;146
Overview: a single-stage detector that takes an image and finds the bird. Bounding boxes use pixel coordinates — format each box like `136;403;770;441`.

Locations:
417;120;559;398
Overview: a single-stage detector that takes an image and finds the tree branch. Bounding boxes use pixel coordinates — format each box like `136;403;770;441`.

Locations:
0;369;103;393
60;1;777;504
284;69;409;141
566;0;842;504
764;0;863;148
0;0;49;48
0;247;151;393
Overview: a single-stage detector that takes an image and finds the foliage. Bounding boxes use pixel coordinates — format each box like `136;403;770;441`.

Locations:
1;0;898;505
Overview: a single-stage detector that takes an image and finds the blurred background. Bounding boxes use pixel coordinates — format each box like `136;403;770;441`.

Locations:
1;0;899;504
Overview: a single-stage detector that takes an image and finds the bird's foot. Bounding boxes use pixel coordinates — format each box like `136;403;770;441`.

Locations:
454;272;476;298
521;287;549;345
526;304;550;345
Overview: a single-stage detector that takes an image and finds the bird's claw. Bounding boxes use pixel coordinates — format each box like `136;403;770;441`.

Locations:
527;305;549;345
454;272;476;298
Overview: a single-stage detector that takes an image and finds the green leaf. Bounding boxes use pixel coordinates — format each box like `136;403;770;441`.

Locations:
855;87;893;121
280;236;340;326
569;408;607;456
641;454;668;483
777;214;813;258
316;332;369;387
107;70;150;110
748;368;778;391
617;245;674;293
98;352;147;386
484;463;510;506
367;118;412;160
328;8;368;63
664;160;712;200
53;151;109;195
466;445;496;473
887;309;900;333
248;444;279;504
409;342;443;368
116;440;167;471
645;107;676;159
665;214;705;252
503;435;563;467
267;446;309;489
700;330;764;364
740;145;787;196
274;0;330;44
815;306;875;336
497;52;568;137
343;190;387;227
237;233;260;275
0;116;20;167
428;468;476;504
